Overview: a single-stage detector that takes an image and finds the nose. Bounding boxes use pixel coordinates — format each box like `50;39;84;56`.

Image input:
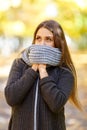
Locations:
40;40;46;45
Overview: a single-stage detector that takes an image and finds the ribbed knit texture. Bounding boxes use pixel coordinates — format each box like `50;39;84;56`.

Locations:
21;44;61;66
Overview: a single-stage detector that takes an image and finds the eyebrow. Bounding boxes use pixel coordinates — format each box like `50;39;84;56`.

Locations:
36;35;53;37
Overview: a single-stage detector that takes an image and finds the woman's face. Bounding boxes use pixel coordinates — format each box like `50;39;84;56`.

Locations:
34;27;55;47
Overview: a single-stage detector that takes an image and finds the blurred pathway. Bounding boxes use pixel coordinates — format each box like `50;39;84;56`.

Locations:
0;77;11;130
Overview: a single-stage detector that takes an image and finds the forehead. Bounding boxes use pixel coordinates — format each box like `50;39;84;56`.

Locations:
36;27;53;36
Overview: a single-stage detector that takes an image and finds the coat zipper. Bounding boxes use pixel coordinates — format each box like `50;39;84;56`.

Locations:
34;79;39;130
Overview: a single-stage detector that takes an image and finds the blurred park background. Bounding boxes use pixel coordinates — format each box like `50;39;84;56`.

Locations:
0;0;87;130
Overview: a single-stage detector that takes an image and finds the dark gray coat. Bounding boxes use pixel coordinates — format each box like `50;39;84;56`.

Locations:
5;58;74;130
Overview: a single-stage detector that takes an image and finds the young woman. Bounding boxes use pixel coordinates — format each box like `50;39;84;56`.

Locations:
5;20;81;130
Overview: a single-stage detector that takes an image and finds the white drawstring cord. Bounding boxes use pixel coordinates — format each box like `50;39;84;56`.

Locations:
34;79;39;130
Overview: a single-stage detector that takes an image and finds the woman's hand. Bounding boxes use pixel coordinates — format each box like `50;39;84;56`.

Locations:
38;64;48;79
32;64;38;71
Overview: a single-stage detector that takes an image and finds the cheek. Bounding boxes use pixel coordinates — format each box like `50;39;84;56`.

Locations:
52;42;55;47
47;42;55;47
35;43;39;45
34;40;38;44
34;42;42;46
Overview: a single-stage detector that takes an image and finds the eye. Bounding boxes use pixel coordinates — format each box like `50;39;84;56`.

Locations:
36;36;40;40
46;37;53;42
35;36;41;42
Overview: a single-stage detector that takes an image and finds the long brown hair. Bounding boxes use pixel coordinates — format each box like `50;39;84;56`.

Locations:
32;20;81;110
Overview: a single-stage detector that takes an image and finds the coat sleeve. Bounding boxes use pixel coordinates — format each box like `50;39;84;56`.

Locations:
40;68;74;113
4;58;38;107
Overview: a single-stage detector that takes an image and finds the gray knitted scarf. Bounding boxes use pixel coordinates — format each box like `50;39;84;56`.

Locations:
21;44;62;66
